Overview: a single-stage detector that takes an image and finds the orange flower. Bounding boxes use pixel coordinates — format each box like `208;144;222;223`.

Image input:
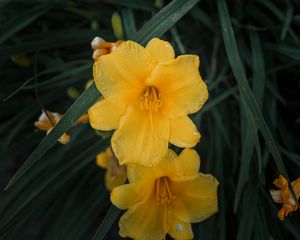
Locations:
34;110;88;144
270;175;300;220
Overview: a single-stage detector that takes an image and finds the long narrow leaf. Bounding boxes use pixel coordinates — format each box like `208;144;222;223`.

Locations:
0;4;52;44
216;0;298;204
5;83;100;189
131;0;200;45
92;206;121;240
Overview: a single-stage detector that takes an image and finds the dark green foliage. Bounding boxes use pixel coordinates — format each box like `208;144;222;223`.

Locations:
0;0;299;239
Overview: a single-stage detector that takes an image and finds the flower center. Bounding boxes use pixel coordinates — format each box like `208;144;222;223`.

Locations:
155;177;176;235
155;177;176;205
139;86;162;112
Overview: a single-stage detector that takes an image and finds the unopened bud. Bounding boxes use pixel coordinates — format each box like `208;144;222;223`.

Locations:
91;37;105;50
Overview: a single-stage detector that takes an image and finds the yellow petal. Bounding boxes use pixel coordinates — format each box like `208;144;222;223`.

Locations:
118;195;170;240
168;216;194;240
146;38;175;63
88;99;125;130
170;116;201;148
127;148;200;183
111;182;152;209
96;148;112;169
93;41;154;107
105;168;127;191
146;55;208;119
173;174;219;223
127;149;177;183
170;149;200;180
111;103;170;166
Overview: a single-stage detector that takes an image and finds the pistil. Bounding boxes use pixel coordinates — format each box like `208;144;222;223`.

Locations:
155;177;176;235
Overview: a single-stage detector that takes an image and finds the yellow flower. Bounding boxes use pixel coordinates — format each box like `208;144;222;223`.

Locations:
91;37;123;60
111;149;219;240
34;110;88;144
270;175;300;220
88;38;208;167
96;147;127;191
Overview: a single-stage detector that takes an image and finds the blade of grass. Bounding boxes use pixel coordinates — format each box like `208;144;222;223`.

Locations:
3;60;89;101
265;43;300;61
217;0;297;203
250;32;265;108
0;3;52;44
131;0;200;45
122;8;137;39
190;5;215;32
170;26;186;54
100;0;155;11
91;206;121;240
202;86;238;112
281;0;293;40
5;83;100;189
0;30;111;57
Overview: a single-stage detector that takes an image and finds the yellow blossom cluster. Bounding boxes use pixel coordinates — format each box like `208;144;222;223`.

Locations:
89;37;219;240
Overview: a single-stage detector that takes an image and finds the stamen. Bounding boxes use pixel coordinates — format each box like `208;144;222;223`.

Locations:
154;177;176;236
139;86;162;112
155;177;176;205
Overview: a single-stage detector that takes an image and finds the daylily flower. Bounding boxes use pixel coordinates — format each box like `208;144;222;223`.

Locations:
111;149;219;240
270;175;300;220
34;110;88;144
91;37;123;60
96;146;127;191
88;38;208;166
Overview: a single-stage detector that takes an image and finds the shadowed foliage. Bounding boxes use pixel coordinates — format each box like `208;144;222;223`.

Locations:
0;0;299;239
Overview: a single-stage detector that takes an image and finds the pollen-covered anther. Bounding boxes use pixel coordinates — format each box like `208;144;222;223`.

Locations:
140;86;162;112
155;177;176;205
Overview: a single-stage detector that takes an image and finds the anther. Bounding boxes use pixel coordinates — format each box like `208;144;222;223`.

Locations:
140;86;162;112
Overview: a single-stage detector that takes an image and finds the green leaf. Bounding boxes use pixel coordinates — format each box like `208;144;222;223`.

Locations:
281;0;293;40
0;30;111;58
100;0;155;11
217;0;293;186
122;8;137;39
217;0;299;210
91;206;121;240
5;83;100;189
266;43;300;61
170;26;186;54
131;0;200;45
0;4;52;44
190;5;215;32
202;86;238;113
